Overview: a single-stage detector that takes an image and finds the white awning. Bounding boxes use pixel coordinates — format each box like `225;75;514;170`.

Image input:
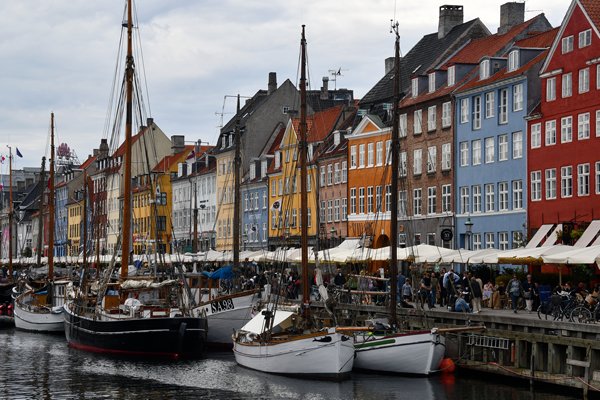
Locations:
240;310;295;334
525;224;554;248
544;245;600;264
574;220;600;248
541;224;562;247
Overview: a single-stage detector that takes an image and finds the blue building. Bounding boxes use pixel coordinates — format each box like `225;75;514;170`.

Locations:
453;32;553;251
241;158;270;251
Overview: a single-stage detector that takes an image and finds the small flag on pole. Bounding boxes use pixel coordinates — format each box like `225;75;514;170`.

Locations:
16;148;23;158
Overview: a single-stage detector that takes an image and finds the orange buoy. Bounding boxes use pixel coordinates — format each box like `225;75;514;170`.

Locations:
439;357;456;373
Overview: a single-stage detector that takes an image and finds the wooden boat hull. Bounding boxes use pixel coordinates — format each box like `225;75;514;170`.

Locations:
194;290;260;348
63;303;207;359
233;329;355;380
354;330;445;375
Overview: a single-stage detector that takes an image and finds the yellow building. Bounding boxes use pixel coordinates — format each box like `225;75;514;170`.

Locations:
66;200;82;257
214;150;234;251
268;106;345;248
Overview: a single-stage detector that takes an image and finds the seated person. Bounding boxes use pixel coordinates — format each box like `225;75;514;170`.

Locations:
454;293;471;313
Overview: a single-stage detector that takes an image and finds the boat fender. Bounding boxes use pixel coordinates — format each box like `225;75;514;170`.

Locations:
313;336;332;343
6;303;13;317
341;335;350;342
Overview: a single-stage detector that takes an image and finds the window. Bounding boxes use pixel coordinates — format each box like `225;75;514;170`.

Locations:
342;198;347;220
513;84;523;111
578;163;590;196
359;187;365;213
442;102;451;127
367;186;374;213
385;140;391;165
597;110;600;137
473;233;482;250
359;144;365;167
579;29;591;48
442;184;451;213
441;143;451;170
508;50;519;72
376;141;383;166
427;186;436;214
428;73;435;93
427;146;437;173
342;161;347;182
545;120;556;146
530;171;541;201
530;123;541;148
414;109;422;134
473;96;481;129
596;162;600;194
472;185;481;213
413;188;422;216
350;188;356;214
460;142;469;166
546;77;556;101
499;232;509;251
448;66;456;86
545;168;557;199
498;134;508;161
334;199;340;221
472;139;481;165
399;151;407;176
479;59;490;80
385;184;391;212
485;92;495;118
412;78;419;97
561;116;573;143
598;65;600;90
399;114;407;137
327;164;333;185
512;131;523;159
376;186;382;212
485;183;495;212
562;35;573;53
350;145;357;168
579;68;590;93
399;190;407;217
334;163;340;184
367;143;374;166
561;166;572;198
413;149;422;175
460;186;470;214
578;113;590;140
499;89;508;124
427;105;437;131
512;180;523;209
485;137;495;163
562;73;572;98
327;201;333;223
486;233;495;248
460;98;469;123
320;166;326;187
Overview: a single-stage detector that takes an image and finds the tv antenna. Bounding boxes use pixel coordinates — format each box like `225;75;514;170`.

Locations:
328;67;348;90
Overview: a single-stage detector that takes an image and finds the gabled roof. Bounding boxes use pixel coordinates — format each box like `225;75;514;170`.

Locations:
80;154;96;170
292;105;345;143
359;18;489;107
581;0;600;29
515;28;559;48
151;145;197;173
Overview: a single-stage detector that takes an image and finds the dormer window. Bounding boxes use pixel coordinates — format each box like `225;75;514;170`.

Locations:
479;59;490;80
261;160;267;177
308;144;313;161
447;66;455;87
228;134;234;148
274;151;280;169
249;163;256;180
428;73;435;93
411;78;419;97
507;50;519;72
333;131;340;146
221;136;226;149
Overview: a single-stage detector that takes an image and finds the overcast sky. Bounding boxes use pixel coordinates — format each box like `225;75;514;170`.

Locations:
0;0;568;169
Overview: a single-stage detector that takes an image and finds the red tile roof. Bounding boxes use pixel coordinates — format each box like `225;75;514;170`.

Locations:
80;154;96;170
292;105;344;143
581;0;600;29
515;28;559;48
151;145;196;173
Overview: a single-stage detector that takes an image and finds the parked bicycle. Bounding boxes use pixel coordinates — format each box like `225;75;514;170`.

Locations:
537;291;583;321
569;289;600;323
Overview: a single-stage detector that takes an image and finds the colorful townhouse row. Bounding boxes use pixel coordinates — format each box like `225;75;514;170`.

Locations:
2;0;600;261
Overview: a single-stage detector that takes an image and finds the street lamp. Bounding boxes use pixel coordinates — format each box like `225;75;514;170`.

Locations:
330;226;337;248
464;217;473;250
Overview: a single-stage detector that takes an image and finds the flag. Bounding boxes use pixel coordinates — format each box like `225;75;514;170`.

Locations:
0;155;5;163
186;150;195;160
16;148;23;158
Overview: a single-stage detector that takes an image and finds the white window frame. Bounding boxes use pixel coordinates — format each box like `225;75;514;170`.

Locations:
578;113;590;140
427;186;436;214
442;101;451;127
367;143;374;167
485;137;495;164
427;146;437;173
473;96;481;129
545;168;557;200
442;184;451;213
376;141;383;166
350;145;357;168
413;149;422;175
512;180;523;209
412;77;419;97
578;163;590;196
460;186;470;214
508;50;519;72
441;143;451;171
561;166;572;198
561;116;573;143
513;83;523;111
545;120;556;146
414;109;423;134
499;181;509;211
447;66;456;86
498;134;508;161
472;139;481;165
472;185;481;213
460;98;469;123
512;131;523;159
579;68;590;94
485;92;495;118
530;123;541;148
562;72;572;98
562;35;573;54
479;59;490;80
531;171;541;201
359;144;365;167
485;183;495;212
413;188;422;216
546;77;556;101
460;142;469;167
399;113;407;137
428;73;435;93
579;29;591;48
427;105;437;131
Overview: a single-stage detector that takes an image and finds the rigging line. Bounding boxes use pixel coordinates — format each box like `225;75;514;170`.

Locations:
132;0;152;118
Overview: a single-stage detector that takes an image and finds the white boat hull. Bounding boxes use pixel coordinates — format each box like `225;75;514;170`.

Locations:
354;330;445;375
233;329;354;379
14;301;64;333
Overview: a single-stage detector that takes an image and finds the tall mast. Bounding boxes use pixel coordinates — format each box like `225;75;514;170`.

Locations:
82;170;88;270
36;157;46;267
120;0;134;279
233;95;241;271
389;22;401;327
299;25;310;310
192;181;198;253
8;148;13;276
48;113;55;278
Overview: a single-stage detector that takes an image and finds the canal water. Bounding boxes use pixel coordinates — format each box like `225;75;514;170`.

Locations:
0;329;581;400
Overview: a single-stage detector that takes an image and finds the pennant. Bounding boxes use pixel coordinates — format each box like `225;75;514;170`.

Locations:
16;148;23;158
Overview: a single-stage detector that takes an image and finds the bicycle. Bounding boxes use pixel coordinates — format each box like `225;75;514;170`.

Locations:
569;296;600;323
537;292;581;321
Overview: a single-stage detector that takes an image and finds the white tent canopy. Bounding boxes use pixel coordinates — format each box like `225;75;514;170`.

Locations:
543;244;600;264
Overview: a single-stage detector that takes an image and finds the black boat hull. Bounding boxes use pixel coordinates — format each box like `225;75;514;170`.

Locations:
64;304;207;359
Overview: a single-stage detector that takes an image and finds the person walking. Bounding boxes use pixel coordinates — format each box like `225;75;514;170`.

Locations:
430;272;439;309
469;273;483;313
507;273;524;313
522;274;537;312
419;272;433;310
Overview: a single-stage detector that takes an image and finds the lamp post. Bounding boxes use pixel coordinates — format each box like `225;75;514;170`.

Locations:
464;217;473;251
329;226;337;248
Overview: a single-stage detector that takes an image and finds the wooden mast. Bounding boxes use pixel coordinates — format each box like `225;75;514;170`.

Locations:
8;148;13;276
389;22;401;327
36;157;46;267
82;170;88;270
120;0;134;279
233;95;241;271
299;25;309;311
48;113;55;279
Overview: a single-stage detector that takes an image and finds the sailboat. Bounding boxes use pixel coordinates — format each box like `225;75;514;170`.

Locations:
351;22;446;375
14;113;69;333
63;0;207;358
191;98;262;348
232;26;355;379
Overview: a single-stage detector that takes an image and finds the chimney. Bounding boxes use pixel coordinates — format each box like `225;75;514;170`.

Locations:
171;135;185;155
498;2;524;35
320;76;329;100
93;149;99;157
385;57;395;74
438;5;464;39
99;138;109;157
268;72;277;95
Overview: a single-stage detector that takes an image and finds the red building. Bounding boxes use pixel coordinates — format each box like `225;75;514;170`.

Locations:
527;0;600;242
